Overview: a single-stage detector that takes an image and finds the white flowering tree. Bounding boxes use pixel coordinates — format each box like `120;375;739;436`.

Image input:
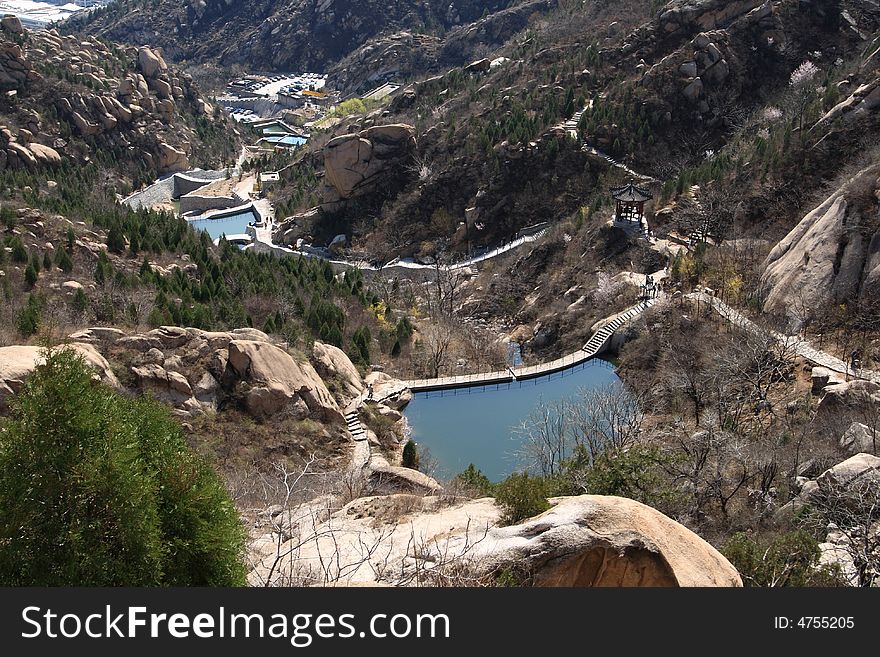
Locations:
788;60;821;163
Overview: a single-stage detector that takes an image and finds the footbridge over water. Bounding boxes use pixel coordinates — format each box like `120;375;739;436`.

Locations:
401;299;659;393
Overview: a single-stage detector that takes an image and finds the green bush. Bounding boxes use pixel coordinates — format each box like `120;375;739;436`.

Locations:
494;472;551;526
16;293;44;336
402;440;420;470
567;444;677;509
722;531;846;587
454;464;493;497
0;349;247;586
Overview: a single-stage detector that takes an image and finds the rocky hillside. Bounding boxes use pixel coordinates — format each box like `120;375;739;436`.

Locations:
0;18;238;182
68;0;535;83
0;328;379;476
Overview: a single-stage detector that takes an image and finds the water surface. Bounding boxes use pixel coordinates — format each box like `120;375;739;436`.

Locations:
188;210;257;240
404;359;620;482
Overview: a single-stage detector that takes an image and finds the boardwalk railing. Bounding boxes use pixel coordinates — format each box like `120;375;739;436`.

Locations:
402;298;659;393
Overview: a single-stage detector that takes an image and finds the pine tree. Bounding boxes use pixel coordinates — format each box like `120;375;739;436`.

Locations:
402;441;420;470
71;288;87;313
0;349;247;586
106;225;125;254
54;245;73;273
24;262;38;287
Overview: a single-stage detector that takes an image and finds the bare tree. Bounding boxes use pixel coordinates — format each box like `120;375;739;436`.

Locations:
416;317;455;378
569;382;644;463
516;383;644;477
516;398;571;477
807;476;880;587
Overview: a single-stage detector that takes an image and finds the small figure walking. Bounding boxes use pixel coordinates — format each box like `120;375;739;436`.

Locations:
367;383;374;402
851;349;862;373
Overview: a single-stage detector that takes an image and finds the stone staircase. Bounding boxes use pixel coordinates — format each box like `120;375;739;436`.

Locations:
582;298;659;357
562;108;586;135
345;408;367;443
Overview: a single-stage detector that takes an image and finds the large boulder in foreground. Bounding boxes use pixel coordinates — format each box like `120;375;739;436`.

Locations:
0;344;121;412
226;340;342;422
248;494;741;587
469;495;742;587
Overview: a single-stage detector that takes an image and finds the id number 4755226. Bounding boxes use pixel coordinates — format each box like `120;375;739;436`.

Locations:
774;617;855;630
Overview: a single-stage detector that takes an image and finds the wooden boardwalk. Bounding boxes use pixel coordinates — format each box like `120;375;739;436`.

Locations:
402;299;658;393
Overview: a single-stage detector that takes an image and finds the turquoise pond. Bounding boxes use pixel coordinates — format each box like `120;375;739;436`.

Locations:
188;210;258;240
265;135;307;147
403;359;620;483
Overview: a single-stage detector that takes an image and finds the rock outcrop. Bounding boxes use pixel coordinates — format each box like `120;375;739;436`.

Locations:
811;366;846;395
760;163;880;327
248;493;741;587
657;0;767;36
0;344;121;412
311;341;364;402
3;326;356;425
137;46;167;79
816;452;880;492
321;124;416;209
815;379;880;436
0;25;225;176
840;422;878;455
226;340;342;423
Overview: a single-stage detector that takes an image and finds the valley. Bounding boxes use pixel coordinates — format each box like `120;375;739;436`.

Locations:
1;0;880;589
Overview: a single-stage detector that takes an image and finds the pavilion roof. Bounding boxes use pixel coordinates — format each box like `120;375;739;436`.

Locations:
610;182;653;203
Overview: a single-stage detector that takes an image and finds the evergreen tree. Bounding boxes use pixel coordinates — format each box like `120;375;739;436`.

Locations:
71;288;88;313
10;237;27;263
54;245;73;273
0;349;247;586
402;440;420;470
16;293;43;336
106;225;125;254
24;262;38;287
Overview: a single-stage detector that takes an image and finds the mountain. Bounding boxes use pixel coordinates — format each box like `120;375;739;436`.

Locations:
267;0;880;353
3;0;880;589
67;0;532;78
0;17;239;185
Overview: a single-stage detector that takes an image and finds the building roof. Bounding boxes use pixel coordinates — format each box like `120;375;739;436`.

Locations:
610;182;653;203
